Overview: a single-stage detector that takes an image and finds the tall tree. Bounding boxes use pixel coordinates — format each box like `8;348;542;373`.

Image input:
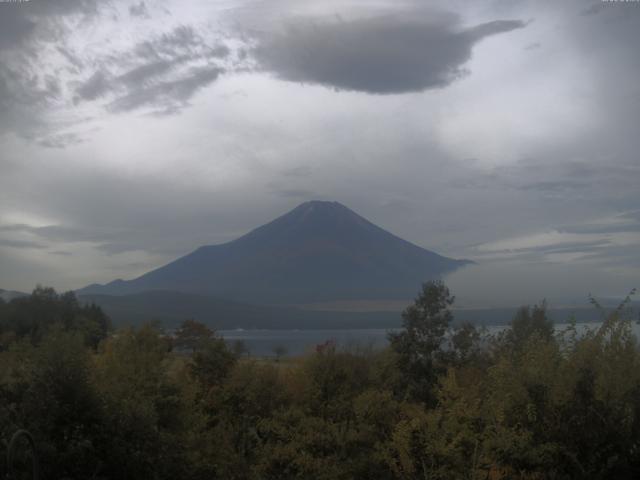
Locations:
388;280;454;403
173;319;213;352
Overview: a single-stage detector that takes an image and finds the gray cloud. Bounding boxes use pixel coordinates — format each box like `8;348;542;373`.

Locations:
621;211;640;222
0;238;46;250
519;180;588;193
1;224;93;240
558;224;640;235
482;239;613;257
19;0;99;17
129;1;149;18
0;65;64;134
554;210;640;236
273;189;322;199
0;224;148;256
117;60;175;87
211;44;231;58
95;242;147;255
452;160;640;208
107;65;222;114
0;0;99;50
37;132;85;149
49;251;72;256
1;9;231;143
0;0;103;140
3;223;187;257
580;3;607;16
254;14;526;94
75;70;111;101
73;26;228;114
56;46;85;72
0;7;35;50
282;165;313;178
581;244;640;268
132;25;222;62
0;208;229;257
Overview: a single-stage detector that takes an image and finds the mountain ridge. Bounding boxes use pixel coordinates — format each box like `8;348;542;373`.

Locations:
0;288;28;302
78;201;472;303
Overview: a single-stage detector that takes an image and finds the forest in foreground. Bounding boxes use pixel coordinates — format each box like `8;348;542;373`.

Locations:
0;283;639;480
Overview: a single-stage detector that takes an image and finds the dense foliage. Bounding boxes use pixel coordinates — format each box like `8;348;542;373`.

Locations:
0;283;639;479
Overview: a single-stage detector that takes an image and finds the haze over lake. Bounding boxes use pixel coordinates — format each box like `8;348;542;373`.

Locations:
220;321;640;357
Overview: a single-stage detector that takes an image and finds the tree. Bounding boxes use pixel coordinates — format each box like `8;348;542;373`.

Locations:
0;287;110;348
93;324;188;479
272;344;288;362
505;301;554;350
388;280;454;403
173;319;213;352
189;336;237;388
9;329;103;479
232;339;250;358
449;322;483;365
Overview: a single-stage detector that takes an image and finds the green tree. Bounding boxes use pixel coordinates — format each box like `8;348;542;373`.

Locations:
388;280;454;403
1;329;102;479
174;318;213;352
0;287;110;349
232;339;250;357
93;324;187;479
504;301;554;351
272;344;288;362
189;335;237;389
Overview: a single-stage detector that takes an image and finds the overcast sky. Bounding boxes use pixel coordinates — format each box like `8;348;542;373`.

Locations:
0;0;638;306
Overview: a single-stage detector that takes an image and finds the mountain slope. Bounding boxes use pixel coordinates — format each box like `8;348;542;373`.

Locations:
0;288;28;302
78;291;400;329
78;201;471;303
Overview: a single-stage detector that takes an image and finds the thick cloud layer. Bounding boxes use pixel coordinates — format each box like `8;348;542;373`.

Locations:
255;14;525;94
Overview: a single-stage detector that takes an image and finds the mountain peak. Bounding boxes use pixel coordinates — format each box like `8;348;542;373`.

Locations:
78;202;471;303
298;200;343;208
289;200;352;218
237;200;377;246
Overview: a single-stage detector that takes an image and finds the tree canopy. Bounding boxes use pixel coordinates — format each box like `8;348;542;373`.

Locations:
0;284;639;479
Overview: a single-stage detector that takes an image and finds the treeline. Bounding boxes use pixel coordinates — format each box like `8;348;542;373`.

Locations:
0;283;639;479
0;286;110;348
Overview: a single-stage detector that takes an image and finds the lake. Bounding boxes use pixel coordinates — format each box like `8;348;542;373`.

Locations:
219;321;640;357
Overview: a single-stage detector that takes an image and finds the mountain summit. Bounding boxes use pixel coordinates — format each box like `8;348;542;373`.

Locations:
79;201;471;303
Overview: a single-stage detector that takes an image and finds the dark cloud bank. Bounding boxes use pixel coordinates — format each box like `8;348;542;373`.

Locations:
255;14;526;94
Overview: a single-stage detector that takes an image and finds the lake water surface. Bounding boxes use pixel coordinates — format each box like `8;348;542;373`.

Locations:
220;321;640;357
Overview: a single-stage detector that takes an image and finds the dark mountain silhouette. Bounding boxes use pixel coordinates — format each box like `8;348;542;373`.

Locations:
0;288;28;302
78;201;471;304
